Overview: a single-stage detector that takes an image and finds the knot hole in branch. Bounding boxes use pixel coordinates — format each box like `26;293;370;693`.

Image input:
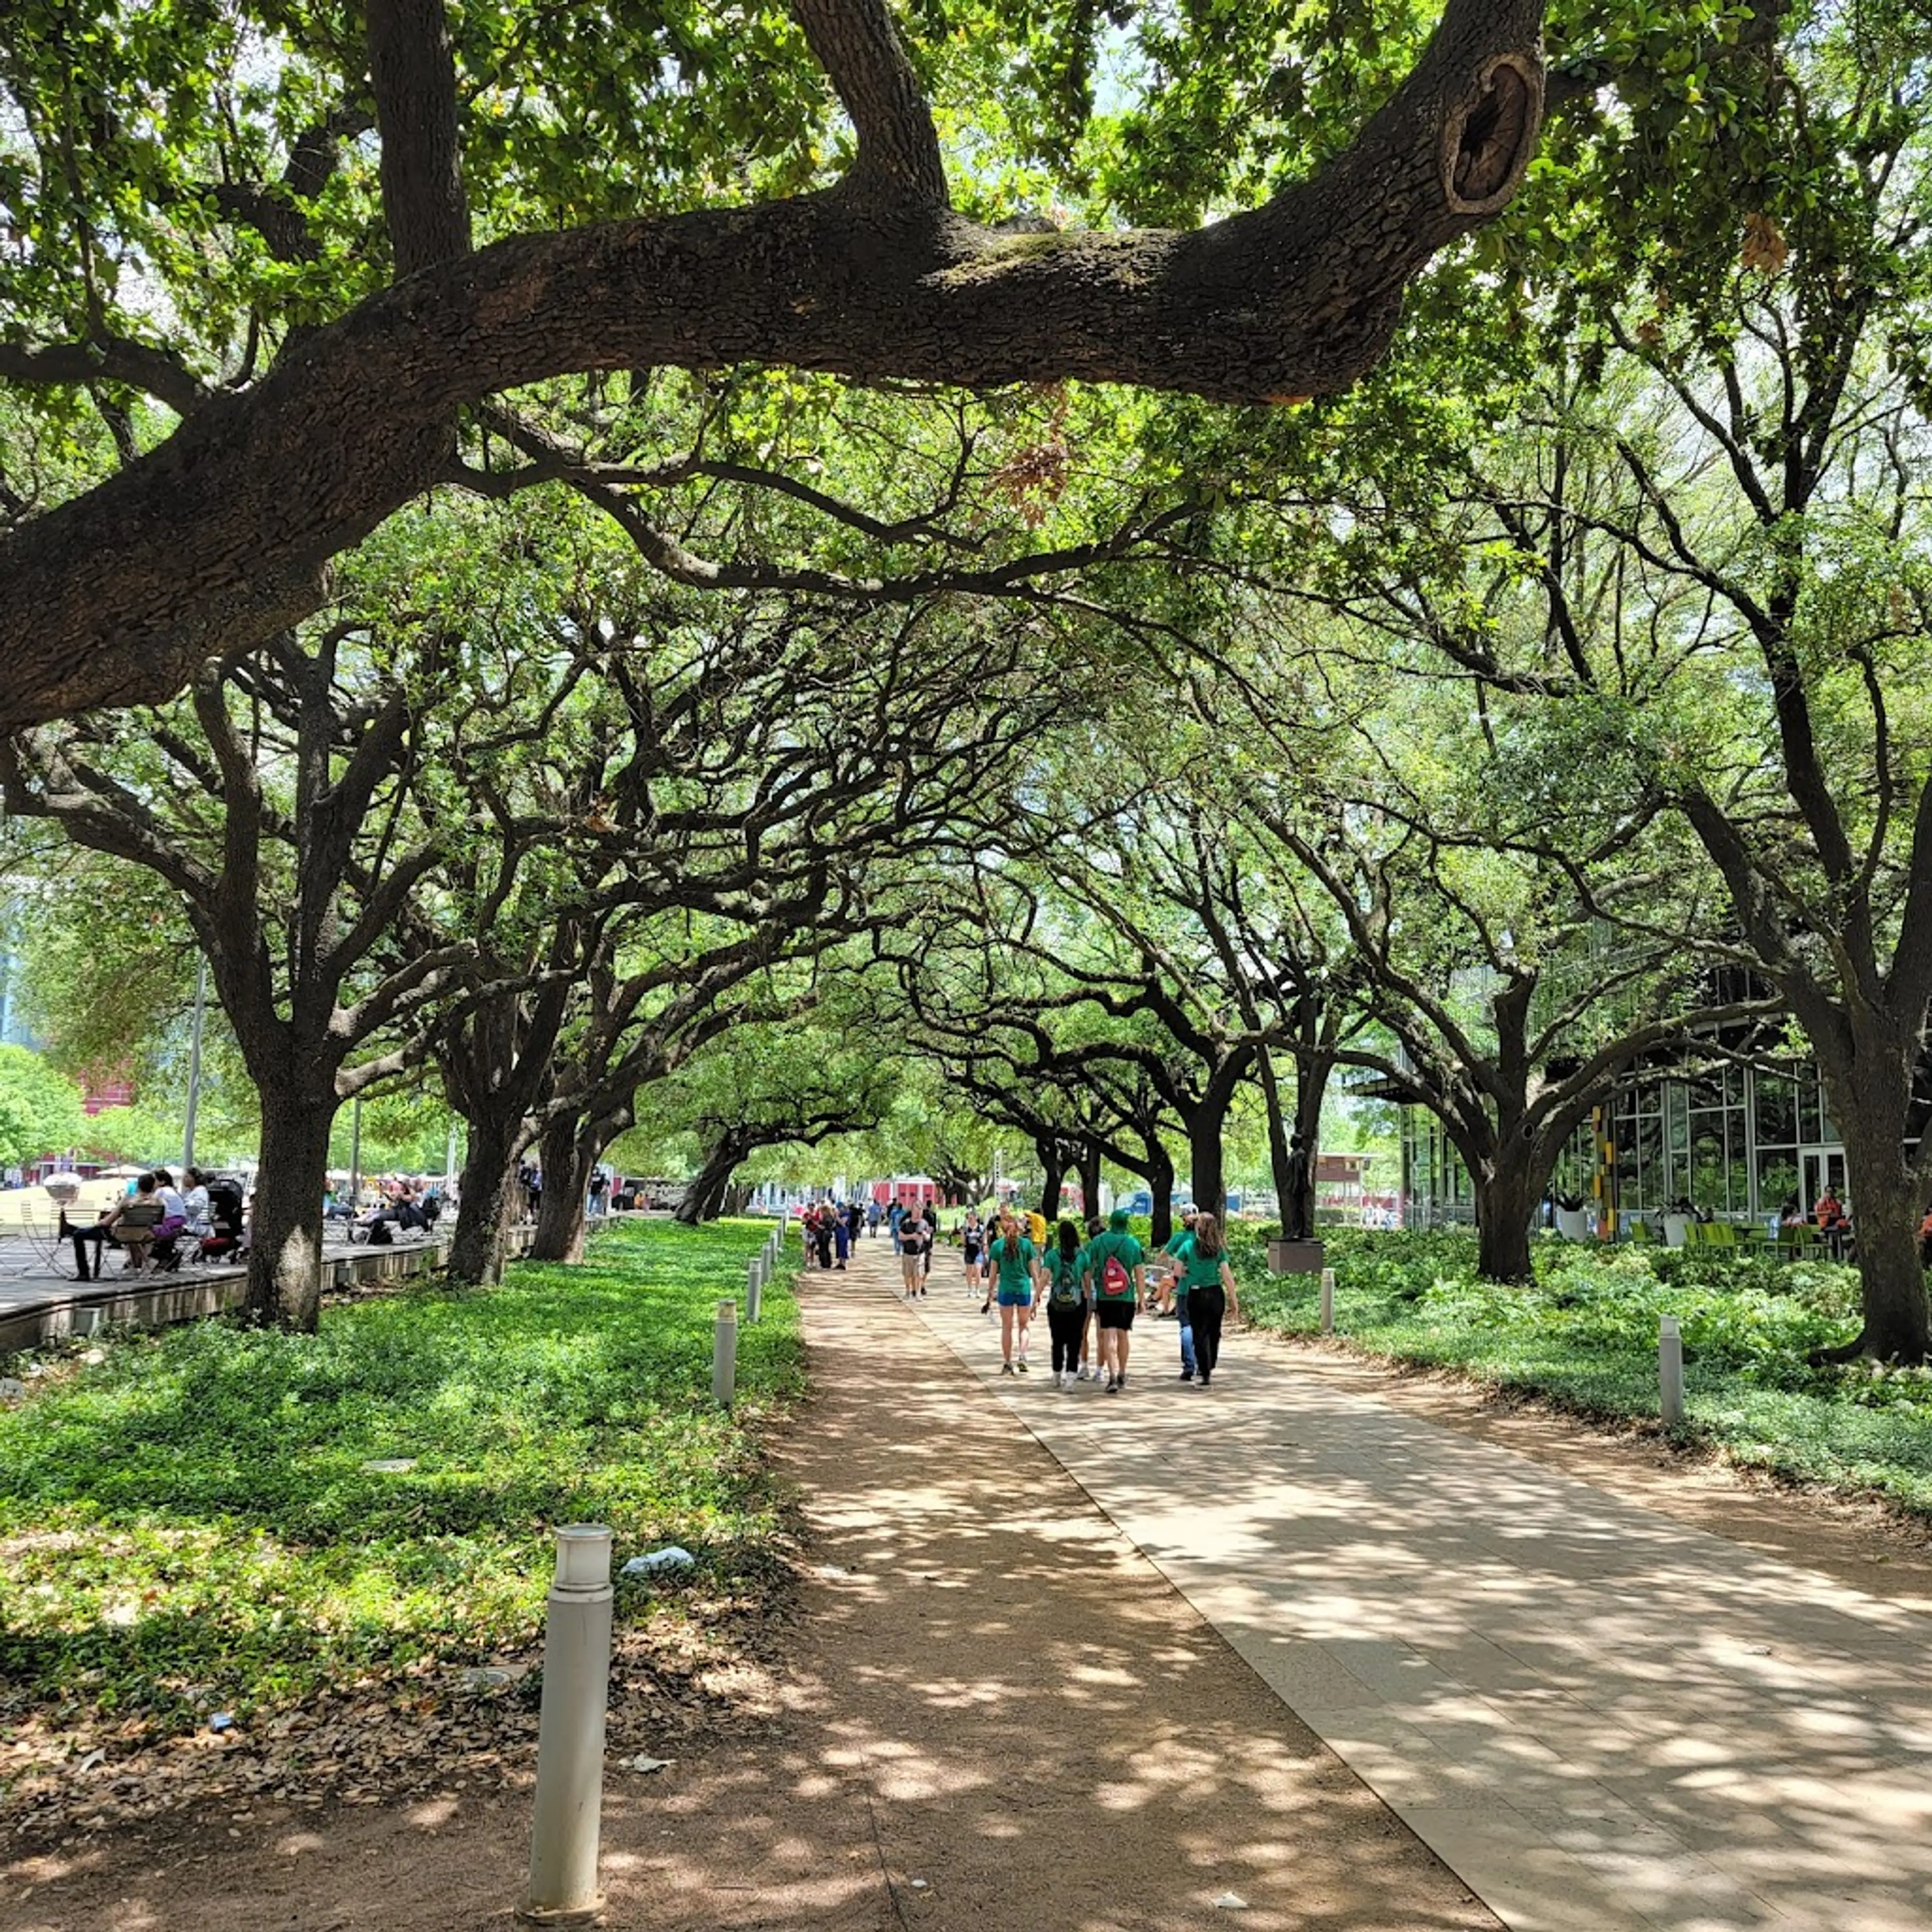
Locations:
1444;54;1541;215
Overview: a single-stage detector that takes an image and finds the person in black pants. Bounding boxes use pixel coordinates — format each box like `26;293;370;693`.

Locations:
65;1176;166;1279
1177;1212;1242;1388
1041;1220;1088;1389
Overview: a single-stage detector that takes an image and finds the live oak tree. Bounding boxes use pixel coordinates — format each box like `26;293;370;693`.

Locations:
0;597;555;1327
0;0;1551;727
662;1015;895;1225
1234;1;1932;1351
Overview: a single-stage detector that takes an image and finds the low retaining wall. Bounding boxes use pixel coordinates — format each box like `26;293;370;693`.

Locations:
0;1225;540;1354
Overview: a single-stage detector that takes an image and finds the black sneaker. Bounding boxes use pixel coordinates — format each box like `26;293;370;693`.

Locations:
1015;1358;1028;1374
1000;1361;1015;1376
1104;1376;1119;1394
1179;1370;1193;1382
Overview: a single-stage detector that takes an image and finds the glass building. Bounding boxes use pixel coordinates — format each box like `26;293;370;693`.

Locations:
1398;1059;1865;1233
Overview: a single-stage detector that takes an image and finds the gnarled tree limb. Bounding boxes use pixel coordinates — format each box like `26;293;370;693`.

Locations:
0;0;1544;730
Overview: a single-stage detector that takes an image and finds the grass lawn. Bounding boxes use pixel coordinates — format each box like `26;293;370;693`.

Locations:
0;1217;801;1755
1234;1228;1932;1519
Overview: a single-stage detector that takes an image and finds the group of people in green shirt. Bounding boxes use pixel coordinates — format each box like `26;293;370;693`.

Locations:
966;1203;1241;1393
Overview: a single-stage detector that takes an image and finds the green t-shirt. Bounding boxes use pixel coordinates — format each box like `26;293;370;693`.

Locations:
1178;1244;1225;1293
1041;1243;1085;1306
1086;1229;1144;1300
1165;1230;1197;1268
991;1235;1036;1287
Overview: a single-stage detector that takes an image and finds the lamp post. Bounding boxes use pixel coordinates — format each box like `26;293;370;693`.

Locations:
181;955;207;1172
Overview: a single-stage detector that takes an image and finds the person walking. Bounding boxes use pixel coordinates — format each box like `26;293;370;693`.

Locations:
1161;1205;1200;1382
960;1209;988;1300
987;1210;1039;1375
812;1204;835;1271
888;1200;905;1254
1084;1207;1145;1392
1179;1212;1240;1388
1076;1214;1104;1379
866;1197;882;1239
1041;1219;1087;1389
898;1208;932;1298
833;1203;852;1271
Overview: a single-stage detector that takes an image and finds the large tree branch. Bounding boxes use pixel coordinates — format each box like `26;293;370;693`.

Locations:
366;0;471;276
792;0;947;204
0;0;1543;730
0;337;212;418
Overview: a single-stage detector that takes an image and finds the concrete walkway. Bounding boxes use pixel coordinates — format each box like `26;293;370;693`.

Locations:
881;1247;1932;1932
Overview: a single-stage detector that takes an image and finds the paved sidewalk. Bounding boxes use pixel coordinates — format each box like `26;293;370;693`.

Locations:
892;1251;1932;1932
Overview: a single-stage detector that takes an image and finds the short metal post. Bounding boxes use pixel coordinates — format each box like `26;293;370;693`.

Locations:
746;1257;763;1325
712;1299;738;1405
1659;1315;1685;1428
517;1525;614;1926
1320;1267;1335;1334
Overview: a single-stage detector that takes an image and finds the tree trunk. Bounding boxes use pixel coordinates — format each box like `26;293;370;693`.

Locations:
1036;1137;1069;1223
1258;1045;1296;1228
1834;1090;1931;1363
1077;1140;1102;1220
530;1114;593;1262
1147;1142;1176;1249
1188;1108;1226;1224
1292;1051;1332;1237
245;1084;339;1330
1472;1161;1540;1284
446;1111;527;1285
675;1136;744;1226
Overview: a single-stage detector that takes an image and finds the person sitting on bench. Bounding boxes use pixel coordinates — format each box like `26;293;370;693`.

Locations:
65;1174;167;1279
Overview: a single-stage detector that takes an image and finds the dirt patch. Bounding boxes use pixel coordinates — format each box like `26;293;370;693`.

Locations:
4;1250;1500;1931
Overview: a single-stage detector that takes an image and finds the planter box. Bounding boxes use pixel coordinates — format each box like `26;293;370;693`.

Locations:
1266;1238;1327;1276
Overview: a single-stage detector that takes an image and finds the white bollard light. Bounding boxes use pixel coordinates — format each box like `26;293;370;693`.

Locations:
712;1298;738;1406
517;1525;614;1926
1659;1315;1685;1428
1320;1267;1335;1334
746;1257;763;1325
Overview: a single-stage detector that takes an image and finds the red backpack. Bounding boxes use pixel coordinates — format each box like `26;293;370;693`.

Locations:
1100;1245;1132;1298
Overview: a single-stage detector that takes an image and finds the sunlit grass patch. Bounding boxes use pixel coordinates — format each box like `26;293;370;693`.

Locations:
0;1217;801;1741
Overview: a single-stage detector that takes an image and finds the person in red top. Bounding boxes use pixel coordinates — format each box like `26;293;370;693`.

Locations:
1814;1188;1847;1231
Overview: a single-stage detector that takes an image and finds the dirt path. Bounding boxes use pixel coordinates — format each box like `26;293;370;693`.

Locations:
4;1244;1498;1931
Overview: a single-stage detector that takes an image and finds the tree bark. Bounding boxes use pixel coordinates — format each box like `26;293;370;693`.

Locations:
1831;1083;1932;1363
1289;1048;1333;1239
1258;1045;1296;1228
445;1109;527;1285
675;1135;746;1226
530;1114;593;1263
1184;1047;1252;1223
1077;1140;1102;1221
1147;1142;1177;1250
246;1085;339;1330
1472;1157;1541;1284
0;0;1546;731
1036;1136;1070;1223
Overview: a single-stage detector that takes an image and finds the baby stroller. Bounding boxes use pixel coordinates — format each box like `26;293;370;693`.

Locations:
188;1180;247;1265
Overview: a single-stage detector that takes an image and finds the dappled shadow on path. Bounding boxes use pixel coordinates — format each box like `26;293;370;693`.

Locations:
948;1303;1932;1932
751;1247;1500;1932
